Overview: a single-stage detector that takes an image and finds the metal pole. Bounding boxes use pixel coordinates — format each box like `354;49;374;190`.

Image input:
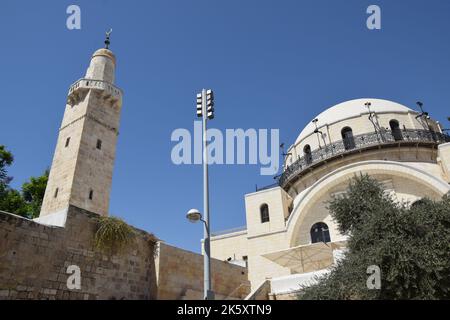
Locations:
202;88;213;300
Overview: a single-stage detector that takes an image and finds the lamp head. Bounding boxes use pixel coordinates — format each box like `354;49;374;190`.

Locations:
186;209;202;223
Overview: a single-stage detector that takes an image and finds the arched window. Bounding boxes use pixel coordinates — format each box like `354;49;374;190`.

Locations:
341;127;355;150
260;204;270;223
310;222;331;243
389;120;403;141
303;144;312;165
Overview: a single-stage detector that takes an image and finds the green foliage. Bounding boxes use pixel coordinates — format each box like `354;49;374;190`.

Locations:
21;170;49;218
0;188;29;216
0;145;48;218
327;175;387;236
299;174;450;300
94;216;136;253
0;145;23;215
0;145;14;185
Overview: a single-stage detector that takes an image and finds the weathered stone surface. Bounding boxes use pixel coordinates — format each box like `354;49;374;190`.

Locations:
154;242;251;300
0;206;250;300
0;206;157;300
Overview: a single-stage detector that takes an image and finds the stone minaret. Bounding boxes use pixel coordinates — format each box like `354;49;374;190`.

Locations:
38;35;122;224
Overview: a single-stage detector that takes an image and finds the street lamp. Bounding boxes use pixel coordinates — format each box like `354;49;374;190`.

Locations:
186;209;214;299
190;89;215;300
312;118;327;149
186;208;202;223
415;101;430;121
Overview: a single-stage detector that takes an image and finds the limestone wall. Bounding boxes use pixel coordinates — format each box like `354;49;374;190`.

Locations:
245;187;292;238
154;242;250;300
438;142;450;181
210;230;249;262
0;206;157;300
0;206;250;300
245;279;271;300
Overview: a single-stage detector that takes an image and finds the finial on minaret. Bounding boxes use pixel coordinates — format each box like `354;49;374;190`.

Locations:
105;28;112;49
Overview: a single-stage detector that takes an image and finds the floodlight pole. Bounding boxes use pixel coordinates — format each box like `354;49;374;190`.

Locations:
201;88;214;300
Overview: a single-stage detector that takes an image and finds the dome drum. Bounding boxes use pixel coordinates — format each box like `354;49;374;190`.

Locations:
279;128;450;190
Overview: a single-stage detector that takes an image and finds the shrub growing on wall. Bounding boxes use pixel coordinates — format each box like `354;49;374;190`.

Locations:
94;216;136;254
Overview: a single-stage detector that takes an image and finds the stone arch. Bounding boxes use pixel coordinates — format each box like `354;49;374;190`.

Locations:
286;160;450;247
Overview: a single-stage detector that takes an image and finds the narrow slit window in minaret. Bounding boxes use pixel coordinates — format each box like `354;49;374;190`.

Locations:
96;139;102;150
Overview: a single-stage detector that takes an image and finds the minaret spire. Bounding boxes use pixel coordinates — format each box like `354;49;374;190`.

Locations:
105;28;112;49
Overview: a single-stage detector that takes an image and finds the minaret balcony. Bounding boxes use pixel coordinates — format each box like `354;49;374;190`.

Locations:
278;129;450;190
67;78;122;107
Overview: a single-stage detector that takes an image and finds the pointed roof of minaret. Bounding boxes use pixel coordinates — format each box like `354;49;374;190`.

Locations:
92;48;116;66
91;29;116;66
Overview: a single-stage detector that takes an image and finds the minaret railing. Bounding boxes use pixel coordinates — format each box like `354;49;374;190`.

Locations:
68;78;123;96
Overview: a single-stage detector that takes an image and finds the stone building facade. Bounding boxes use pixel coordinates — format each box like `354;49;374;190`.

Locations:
210;98;450;297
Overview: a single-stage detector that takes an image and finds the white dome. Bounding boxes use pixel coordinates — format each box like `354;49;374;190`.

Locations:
294;98;416;144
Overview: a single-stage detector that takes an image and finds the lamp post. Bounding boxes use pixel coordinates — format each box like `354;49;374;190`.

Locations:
186;208;214;300
312;118;327;150
416;101;431;127
191;89;215;300
416;101;437;141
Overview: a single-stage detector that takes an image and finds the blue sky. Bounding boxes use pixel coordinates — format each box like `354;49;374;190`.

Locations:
1;0;450;253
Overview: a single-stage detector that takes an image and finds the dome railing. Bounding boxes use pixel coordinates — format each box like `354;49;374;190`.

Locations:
278;129;450;189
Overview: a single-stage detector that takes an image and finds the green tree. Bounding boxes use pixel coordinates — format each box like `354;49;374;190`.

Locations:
0;188;29;216
0;145;13;187
22;170;49;218
0;145;48;218
0;145;22;214
299;175;450;300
